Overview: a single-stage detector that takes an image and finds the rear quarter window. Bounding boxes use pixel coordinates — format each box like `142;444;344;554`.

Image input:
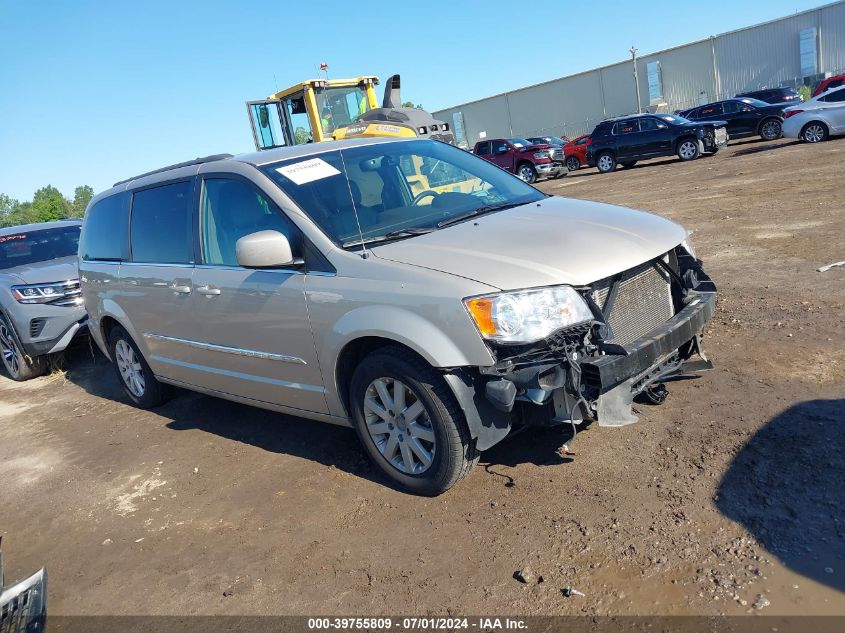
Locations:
80;193;130;261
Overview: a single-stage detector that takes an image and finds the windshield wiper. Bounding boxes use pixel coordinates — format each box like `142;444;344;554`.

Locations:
436;201;528;229
342;227;435;249
383;227;435;239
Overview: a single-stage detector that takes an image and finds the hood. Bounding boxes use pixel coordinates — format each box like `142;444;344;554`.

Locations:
515;143;549;152
371;197;687;290
0;255;79;285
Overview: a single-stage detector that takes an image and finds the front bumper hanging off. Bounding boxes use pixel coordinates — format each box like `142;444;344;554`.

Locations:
454;249;717;446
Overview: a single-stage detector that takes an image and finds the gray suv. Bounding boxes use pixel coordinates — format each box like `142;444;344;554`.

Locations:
0;220;87;380
80;138;716;495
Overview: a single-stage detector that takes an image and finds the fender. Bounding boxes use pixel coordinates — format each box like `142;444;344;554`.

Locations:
89;298;146;361
320;304;495;416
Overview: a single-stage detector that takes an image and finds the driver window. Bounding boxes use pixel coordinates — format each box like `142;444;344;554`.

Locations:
200;178;300;266
491;140;509;153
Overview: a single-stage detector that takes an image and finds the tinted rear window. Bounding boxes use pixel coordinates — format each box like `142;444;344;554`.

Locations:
0;225;81;270
130;181;194;264
80;193;129;261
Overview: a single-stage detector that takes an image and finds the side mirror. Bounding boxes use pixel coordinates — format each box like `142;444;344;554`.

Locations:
236;231;299;268
495;146;509;155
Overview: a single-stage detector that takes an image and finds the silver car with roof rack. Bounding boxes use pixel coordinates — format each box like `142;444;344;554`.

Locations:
80;137;716;495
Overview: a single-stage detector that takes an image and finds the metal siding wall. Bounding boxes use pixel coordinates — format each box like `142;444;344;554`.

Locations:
715;12;820;98
638;39;717;113
599;62;639;119
433;3;845;144
821;2;845;73
507;71;606;138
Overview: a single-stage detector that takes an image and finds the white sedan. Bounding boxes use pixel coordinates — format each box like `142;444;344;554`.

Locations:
782;85;845;143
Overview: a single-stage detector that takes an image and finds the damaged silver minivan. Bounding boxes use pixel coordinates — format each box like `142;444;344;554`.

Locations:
80;137;715;495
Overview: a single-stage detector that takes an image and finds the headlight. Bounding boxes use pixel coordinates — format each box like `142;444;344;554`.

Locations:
11;281;78;304
464;285;594;344
533;151;550;159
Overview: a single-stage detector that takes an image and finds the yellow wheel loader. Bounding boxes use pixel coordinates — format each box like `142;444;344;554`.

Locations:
246;74;455;150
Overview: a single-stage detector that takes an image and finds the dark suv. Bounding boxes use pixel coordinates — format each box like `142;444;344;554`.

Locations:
735;87;802;105
679;98;787;141
586;113;728;173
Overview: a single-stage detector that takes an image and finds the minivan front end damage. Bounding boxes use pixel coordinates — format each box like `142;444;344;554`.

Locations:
448;244;716;450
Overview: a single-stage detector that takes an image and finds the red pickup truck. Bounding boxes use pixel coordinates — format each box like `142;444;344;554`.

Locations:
472;137;567;183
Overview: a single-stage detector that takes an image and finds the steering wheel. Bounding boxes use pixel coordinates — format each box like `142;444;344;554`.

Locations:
412;190;440;206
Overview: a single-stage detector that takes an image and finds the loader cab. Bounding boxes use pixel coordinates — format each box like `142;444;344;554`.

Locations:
247;77;380;149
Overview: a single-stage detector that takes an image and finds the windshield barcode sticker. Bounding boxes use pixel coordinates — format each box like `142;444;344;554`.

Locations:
276;158;341;185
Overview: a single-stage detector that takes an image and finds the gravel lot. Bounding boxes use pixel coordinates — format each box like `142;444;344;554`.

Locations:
2;136;843;617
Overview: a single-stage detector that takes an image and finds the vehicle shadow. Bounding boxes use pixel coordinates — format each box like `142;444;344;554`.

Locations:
61;348;391;488
731;139;799;157
716;399;844;592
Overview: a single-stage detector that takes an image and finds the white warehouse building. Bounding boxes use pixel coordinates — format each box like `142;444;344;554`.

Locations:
434;1;845;145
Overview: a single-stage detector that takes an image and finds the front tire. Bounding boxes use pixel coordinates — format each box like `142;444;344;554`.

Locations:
108;325;168;408
516;162;537;184
801;122;828;143
677;138;701;161
759;118;783;141
0;316;46;381
565;156;581;172
349;347;478;495
596;152;617;173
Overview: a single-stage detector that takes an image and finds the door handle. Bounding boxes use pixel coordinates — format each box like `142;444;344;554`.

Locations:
170;284;192;294
196;285;221;296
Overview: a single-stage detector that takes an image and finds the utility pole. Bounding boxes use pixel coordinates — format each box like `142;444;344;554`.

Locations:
630;46;642;113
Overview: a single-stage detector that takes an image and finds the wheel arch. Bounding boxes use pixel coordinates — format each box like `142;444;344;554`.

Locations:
324;305;494;418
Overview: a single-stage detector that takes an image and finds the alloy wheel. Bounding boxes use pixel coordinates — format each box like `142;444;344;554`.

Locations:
0;321;21;378
517;165;535;183
115;339;145;398
363;377;436;475
803;124;825;143
761;120;781;140
566;156;580;171
679;141;697;159
597;155;614;172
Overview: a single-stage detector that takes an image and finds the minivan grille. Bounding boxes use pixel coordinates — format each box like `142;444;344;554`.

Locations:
590;260;674;346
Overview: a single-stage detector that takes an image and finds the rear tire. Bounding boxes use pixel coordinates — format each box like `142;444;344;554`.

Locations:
108;325;168;408
801;122;828;143
0;315;46;381
677;138;701;161
349;346;478;495
596;152;617;173
759;118;783;141
565;156;581;171
516;162;537;184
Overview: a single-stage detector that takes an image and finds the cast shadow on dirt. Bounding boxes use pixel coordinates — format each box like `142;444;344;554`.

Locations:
716;398;844;592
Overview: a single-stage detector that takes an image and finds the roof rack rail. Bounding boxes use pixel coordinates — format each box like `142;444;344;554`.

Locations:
113;154;234;187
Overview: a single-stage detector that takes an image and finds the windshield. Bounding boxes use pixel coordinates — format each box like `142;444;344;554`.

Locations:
738;97;769;108
507;137;532;147
655;113;692;125
262;139;544;247
0;225;80;270
314;85;371;135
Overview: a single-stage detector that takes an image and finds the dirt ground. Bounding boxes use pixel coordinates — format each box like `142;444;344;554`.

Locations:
2;136;844;618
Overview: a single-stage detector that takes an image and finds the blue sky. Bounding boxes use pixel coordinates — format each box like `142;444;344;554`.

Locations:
0;0;828;201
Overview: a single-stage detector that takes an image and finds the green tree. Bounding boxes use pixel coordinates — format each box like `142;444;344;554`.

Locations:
0;193;17;225
294;126;310;144
31;185;71;223
402;101;425;110
71;185;94;217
